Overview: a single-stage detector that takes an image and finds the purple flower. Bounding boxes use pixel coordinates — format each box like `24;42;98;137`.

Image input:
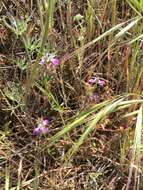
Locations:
50;58;60;65
33;126;48;136
40;127;48;134
88;77;97;84
88;77;105;86
39;56;46;65
32;119;49;136
88;92;100;103
98;79;105;86
39;54;60;66
33;127;40;136
42;119;49;126
93;92;99;99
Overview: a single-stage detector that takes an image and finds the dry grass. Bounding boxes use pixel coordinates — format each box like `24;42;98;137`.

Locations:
0;0;143;189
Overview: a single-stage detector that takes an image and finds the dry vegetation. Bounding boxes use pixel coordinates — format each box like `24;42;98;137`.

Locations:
0;0;143;189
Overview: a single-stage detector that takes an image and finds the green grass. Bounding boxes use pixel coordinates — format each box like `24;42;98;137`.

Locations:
0;0;143;189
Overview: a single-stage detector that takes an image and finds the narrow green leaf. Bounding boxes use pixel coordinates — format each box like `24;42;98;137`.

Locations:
48;100;110;144
115;17;141;38
66;98;124;159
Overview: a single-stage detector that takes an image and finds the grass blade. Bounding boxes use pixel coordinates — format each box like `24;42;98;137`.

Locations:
65;98;124;160
48;100;111;144
5;165;10;190
126;105;143;190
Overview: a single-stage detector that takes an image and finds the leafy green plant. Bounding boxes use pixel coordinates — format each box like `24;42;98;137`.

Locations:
15;57;28;71
3;13;29;37
3;82;24;110
23;37;41;54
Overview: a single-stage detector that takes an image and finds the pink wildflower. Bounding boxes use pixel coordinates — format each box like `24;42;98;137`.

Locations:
50;58;60;65
33;119;49;136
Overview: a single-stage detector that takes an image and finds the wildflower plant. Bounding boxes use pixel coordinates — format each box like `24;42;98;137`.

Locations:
88;77;105;86
39;53;60;66
33;119;49;136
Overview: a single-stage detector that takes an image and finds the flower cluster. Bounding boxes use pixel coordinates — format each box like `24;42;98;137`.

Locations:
88;77;105;86
87;92;100;104
33;119;49;136
90;92;99;101
39;53;60;66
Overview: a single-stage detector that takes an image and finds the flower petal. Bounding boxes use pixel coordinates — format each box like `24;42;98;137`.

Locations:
88;77;97;84
98;80;105;86
42;119;49;126
39;56;46;65
50;58;60;65
40;127;48;134
33;127;40;136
